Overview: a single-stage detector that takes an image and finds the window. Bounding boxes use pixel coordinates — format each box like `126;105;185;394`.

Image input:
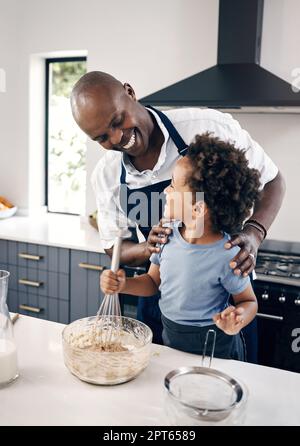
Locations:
46;57;87;214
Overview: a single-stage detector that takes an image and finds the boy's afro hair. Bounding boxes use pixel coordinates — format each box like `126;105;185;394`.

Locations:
186;133;261;234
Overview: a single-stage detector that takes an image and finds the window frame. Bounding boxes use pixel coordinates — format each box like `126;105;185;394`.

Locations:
45;56;87;215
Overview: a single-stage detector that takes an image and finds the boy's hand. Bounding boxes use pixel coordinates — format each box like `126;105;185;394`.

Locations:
100;269;126;294
213;306;245;335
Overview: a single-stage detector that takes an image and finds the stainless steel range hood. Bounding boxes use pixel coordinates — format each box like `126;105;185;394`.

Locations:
140;0;300;113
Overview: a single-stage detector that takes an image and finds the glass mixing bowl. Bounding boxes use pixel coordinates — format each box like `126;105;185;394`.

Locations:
62;316;152;385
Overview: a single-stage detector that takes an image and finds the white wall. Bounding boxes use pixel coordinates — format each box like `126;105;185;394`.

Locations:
0;0;299;241
0;1;25;208
231;113;300;242
232;0;300;242
0;0;219;214
261;0;300;84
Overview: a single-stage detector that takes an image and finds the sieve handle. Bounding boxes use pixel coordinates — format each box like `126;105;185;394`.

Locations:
111;236;122;273
202;329;216;368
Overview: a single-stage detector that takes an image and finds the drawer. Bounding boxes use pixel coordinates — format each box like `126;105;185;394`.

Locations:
4;264;18;291
119;266;144;319
7;240;69;273
16;267;69;301
0;239;8;263
70;250;110;321
0;262;8;273
74;251;112;271
17;292;69;324
7;289;18;313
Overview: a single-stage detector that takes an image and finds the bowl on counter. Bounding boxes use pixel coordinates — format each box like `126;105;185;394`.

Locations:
62;316;152;385
0;206;17;219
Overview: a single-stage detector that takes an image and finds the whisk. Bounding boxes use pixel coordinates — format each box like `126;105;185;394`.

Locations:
95;234;123;348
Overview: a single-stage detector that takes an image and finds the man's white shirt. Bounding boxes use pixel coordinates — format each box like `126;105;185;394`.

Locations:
91;107;278;249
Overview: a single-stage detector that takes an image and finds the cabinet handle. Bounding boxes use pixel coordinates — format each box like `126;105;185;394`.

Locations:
19;304;42;314
18;279;43;287
257;312;283;321
18;253;43;261
78;262;104;272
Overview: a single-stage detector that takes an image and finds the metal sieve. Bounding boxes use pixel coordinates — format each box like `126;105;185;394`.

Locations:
164;330;248;425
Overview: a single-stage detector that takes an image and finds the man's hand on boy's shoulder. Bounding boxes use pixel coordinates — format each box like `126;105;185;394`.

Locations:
224;225;264;277
146;219;173;255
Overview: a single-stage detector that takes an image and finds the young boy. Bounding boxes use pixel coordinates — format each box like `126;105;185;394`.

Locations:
100;133;260;360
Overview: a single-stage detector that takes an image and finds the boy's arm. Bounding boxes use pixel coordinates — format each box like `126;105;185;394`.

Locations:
100;264;161;297
124;263;161;296
232;284;258;327
213;284;258;335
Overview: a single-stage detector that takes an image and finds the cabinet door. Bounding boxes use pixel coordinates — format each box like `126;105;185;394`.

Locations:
0;239;8;266
70;250;110;322
8;241;69;273
7;289;18;313
119;266;145;319
18;292;69;324
1;240;15;311
2;239;70;323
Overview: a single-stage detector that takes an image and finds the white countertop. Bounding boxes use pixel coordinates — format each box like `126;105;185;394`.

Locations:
1;314;300;426
0;214;105;253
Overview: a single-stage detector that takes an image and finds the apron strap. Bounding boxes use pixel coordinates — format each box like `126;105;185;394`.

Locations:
146;105;188;155
120;161;127;184
120;106;189;184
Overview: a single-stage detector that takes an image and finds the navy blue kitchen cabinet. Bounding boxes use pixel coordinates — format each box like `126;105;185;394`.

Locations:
69;251;141;322
0;239;8;270
1;239;139;324
1;239;70;324
120;266;146;319
70;250;111;321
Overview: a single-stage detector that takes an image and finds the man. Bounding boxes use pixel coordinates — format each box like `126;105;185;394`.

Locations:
71;71;285;351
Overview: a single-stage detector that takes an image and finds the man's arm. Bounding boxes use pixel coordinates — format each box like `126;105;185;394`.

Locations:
251;170;286;230
105;240;150;267
225;170;286;276
105;222;172;266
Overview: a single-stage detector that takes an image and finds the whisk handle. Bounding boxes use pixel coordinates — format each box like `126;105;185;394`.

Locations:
111;236;122;273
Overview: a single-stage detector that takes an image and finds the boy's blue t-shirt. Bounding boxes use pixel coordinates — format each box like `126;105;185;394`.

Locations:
150;221;250;327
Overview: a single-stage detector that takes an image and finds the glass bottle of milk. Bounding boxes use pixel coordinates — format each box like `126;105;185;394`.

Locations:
0;270;18;386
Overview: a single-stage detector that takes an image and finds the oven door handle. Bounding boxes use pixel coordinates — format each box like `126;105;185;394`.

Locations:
257;312;284;321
